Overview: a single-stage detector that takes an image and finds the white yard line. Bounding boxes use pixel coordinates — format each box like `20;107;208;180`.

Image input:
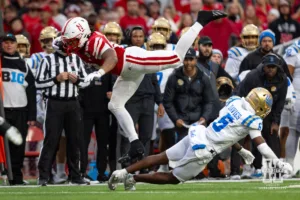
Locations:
0;179;299;189
0;190;299;195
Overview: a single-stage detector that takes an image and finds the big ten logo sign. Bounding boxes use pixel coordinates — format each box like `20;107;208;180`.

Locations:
262;159;284;184
2;71;25;84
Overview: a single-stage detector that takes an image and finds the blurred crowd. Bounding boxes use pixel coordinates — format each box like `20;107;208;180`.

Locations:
0;0;299;186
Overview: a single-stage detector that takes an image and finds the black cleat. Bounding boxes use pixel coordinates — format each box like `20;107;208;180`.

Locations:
197;10;227;26
37;178;48;186
118;139;145;166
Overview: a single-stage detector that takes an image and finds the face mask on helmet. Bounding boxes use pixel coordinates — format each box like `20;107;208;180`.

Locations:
152;18;171;40
216;77;234;102
246;87;273;118
16;34;30;58
39;26;58;53
17;44;29;57
62;37;81;55
147;32;167;51
53;37;67;56
240;24;259;51
103;22;123;44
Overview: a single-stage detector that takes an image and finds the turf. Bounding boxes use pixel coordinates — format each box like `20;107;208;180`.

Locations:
0;180;299;200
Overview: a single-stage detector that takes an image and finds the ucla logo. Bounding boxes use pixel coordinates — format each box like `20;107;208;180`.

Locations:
265;95;273;107
2;71;25;84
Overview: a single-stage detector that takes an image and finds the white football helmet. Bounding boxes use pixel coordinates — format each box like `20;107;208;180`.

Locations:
61;17;91;53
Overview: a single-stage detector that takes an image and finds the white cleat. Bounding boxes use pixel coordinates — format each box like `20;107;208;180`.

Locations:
230;175;241;180
6;126;23;145
108;169;128;190
124;174;136;191
241;165;253;179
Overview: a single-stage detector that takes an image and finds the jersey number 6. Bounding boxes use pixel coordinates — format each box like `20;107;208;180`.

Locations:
212;113;234;132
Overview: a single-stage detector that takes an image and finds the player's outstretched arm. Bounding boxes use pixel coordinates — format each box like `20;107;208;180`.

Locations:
253;136;293;174
99;48;118;74
85;49;118;82
233;143;255;164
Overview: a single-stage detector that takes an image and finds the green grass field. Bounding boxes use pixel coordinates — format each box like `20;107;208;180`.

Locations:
0;180;299;200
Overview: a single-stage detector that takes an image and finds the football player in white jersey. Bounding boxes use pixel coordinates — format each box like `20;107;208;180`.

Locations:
108;88;293;190
280;40;300;177
225;24;260;83
152;17;176;51
147;32;176;173
30;26;59;77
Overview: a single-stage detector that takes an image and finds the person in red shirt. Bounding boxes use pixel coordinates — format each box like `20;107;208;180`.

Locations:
173;0;190;15
120;0;148;34
202;0;223;11
255;0;272;24
200;17;240;59
29;5;61;54
22;2;41;32
227;2;244;34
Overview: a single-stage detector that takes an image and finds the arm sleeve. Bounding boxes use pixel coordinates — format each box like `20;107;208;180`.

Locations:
201;74;217;121
152;73;163;105
249;130;262;139
257;142;278;159
35;58;58;89
163;75;179;123
25;64;37;121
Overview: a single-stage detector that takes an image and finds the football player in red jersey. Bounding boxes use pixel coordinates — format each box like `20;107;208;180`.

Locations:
59;10;227;164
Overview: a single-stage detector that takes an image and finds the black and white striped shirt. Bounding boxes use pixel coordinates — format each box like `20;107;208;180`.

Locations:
36;52;88;99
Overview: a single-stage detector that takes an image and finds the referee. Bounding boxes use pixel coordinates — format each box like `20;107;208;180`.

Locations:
36;38;89;186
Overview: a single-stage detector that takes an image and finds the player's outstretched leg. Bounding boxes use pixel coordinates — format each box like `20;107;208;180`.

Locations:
175;10;227;62
108;152;169;190
124;10;227;74
108;75;146;166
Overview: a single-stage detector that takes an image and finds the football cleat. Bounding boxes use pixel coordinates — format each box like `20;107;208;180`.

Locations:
124;174;136;191
118;139;145;167
108;169;128;190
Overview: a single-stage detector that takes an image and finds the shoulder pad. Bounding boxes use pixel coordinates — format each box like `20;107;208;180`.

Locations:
284;45;300;58
241;115;263;131
228;47;243;58
225;96;241;106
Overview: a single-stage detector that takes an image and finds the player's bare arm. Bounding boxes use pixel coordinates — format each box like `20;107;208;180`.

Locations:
100;48;118;74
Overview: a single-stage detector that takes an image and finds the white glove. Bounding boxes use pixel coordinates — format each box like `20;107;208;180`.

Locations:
84;69;106;82
276;160;293;175
108;169;128;190
238;148;255;165
6;126;23;145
